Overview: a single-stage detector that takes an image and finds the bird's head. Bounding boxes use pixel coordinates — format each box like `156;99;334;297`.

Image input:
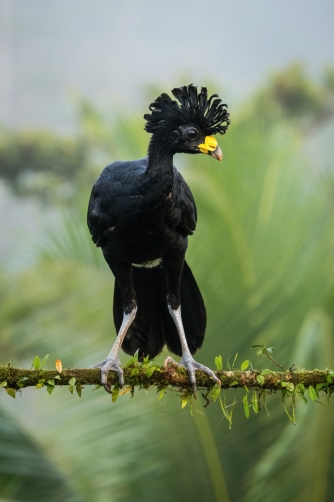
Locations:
144;85;230;161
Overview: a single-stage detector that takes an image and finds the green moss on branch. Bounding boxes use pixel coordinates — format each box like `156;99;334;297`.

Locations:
0;364;333;395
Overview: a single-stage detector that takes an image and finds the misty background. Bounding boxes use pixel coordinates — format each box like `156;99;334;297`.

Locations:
1;0;334;128
1;1;334;502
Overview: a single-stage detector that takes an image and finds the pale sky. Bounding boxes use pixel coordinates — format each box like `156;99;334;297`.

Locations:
0;0;333;128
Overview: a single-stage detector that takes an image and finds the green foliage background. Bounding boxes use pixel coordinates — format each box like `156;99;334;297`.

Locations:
1;66;334;501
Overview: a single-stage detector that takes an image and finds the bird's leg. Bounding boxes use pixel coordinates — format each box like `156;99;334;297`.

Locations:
90;308;137;393
165;306;221;396
90;259;137;393
163;256;221;396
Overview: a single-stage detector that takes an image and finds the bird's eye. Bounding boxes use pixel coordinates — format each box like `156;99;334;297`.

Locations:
187;129;197;139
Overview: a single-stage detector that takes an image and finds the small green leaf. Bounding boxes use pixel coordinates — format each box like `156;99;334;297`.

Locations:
256;375;265;385
152;365;161;372
158;389;165;401
266;347;275;354
215;355;223;371
142;355;150;365
124;356;137;367
207;383;221;402
263;394;270;416
296;384;306;404
241;360;250;371
308;385;317;401
47;380;55;386
69;385;74;394
232;353;238;367
131;367;139;376
228;396;237;430
54;375;61;380
243;394;249;418
35;383;44;389
327;374;333;384
257;350;264;356
329;371;334;377
19;377;29;382
229;380;238;386
41;354;49;369
145;366;156;378
181;395;191;409
112;384;120;403
260;369;272;375
32;356;41;370
68;377;76;386
286;382;294;392
6;388;16;398
47;385;54;395
0;381;7;387
219;395;232;426
252;392;259;414
76;385;82;397
93;384;101;390
299;393;307;404
281;382;288;387
38;379;45;384
283;402;295;424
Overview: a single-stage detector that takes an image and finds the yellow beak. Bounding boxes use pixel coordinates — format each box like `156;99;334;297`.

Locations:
197;136;223;161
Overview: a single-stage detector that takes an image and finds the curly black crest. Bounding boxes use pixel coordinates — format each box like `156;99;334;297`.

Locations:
144;84;230;136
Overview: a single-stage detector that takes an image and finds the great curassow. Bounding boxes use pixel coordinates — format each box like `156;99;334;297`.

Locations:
87;84;230;394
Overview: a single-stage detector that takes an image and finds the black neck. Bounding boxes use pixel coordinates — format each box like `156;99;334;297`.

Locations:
145;135;174;194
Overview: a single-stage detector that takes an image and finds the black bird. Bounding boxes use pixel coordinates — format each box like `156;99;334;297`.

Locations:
87;84;230;394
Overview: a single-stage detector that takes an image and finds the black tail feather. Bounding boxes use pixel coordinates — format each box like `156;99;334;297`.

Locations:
113;261;206;359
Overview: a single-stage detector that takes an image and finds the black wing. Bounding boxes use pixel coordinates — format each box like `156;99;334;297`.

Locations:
87;159;148;248
164;166;197;236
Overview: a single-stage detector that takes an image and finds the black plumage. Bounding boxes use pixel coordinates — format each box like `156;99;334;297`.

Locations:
87;84;230;394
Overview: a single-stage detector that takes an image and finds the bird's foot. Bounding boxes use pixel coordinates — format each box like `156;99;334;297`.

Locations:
164;354;221;396
89;355;124;394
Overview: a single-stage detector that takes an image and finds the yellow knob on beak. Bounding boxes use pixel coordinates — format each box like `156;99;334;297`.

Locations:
197;136;223;161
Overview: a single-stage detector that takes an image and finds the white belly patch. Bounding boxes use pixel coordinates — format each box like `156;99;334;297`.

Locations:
132;258;162;269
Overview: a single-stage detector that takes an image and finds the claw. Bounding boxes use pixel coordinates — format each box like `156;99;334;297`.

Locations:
89;359;108;369
90;355;124;393
117;371;125;388
164;356;177;367
164;353;220;395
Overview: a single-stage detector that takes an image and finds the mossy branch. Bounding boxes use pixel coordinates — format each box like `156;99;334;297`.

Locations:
1;364;334;396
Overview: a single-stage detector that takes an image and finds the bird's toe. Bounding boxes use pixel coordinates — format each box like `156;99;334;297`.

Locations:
103;383;112;394
194;362;221;386
188;369;198;397
164;356;178;368
180;356;220;395
89;359;108;369
91;356;124;393
117;368;125;388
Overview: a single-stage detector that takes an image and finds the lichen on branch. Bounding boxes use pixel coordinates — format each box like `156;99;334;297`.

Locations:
0;363;333;395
